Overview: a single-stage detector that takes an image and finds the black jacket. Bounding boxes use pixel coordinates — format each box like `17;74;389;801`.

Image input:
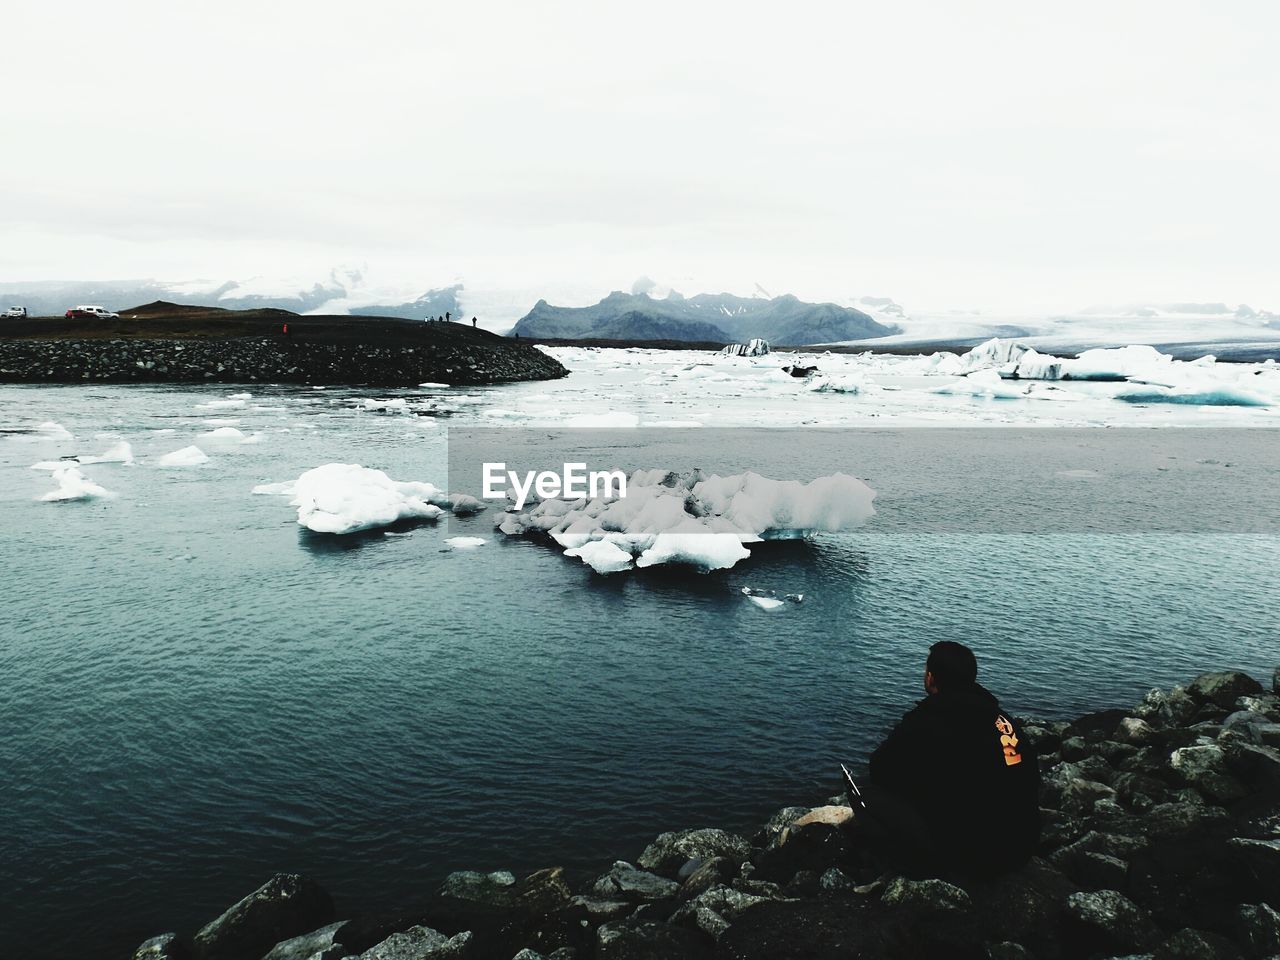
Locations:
869;682;1040;874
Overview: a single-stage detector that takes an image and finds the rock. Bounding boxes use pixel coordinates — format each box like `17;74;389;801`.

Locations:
1234;902;1280;956
262;922;347;960
784;805;853;834
439;870;517;905
1063;890;1160;954
985;943;1033;960
1117;717;1158;745
966;858;1076;945
679;857;736;902
595;919;709;960
1112;772;1172;810
880;876;971;913
1220;739;1280;790
753;806;810;846
1061;736;1092;760
349;926;471;960
591;861;681;902
689;884;770;921
751;819;847;886
1070;709;1131;742
1225;837;1280;891
1143;801;1229;839
1152;927;1244;960
566;896;632;921
1062;778;1118;814
1127;834;1266;933
1187;672;1264;709
132;934;190;959
638;828;752;877
819;867;853;893
1170;745;1250;802
193;874;334;960
1273;666;1279;695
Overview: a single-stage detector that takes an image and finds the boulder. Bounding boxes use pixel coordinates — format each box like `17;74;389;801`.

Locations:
1063;889;1160;955
1152;927;1244;960
132;934;190;960
1143;801;1229;839
966;858;1077;946
1062;778;1118;814
753;806;810;846
1234;902;1280;956
1187;672;1264;709
1225;837;1280;891
751;820;847;886
1069;709;1131;742
439;870;517;906
595;919;709;960
261;922;347;960
638;829;752;877
1112;771;1172;810
1273;666;1279;695
880;877;971;913
1117;717;1158;745
192;874;334;960
1220;739;1280;791
679;857;737;902
1170;745;1250;802
348;926;471;960
591;861;680;902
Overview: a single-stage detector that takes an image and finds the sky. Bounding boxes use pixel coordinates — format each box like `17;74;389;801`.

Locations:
3;1;1278;316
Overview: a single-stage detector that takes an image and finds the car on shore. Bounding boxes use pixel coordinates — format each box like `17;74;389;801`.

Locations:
65;305;120;319
5;306;27;319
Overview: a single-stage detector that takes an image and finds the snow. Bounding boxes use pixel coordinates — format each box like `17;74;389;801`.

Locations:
498;468;876;573
77;441;134;465
444;536;487;549
40;464;114;502
158;445;210;467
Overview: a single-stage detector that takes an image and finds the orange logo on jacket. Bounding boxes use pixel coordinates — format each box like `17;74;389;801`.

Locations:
995;714;1023;766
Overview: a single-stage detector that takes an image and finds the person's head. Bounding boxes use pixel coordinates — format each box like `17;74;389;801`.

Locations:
924;641;977;695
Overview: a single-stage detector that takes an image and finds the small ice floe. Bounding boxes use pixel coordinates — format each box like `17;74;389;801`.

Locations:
499;468;875;573
158;445;209;467
742;587;804;609
806;373;868;394
204;426;246;440
39;464;114;502
196;399;247;411
1057;469;1100;480
444;536;487;549
360;397;410;413
418;381;451;388
35;421;73;439
75;440;135;465
228;392;253;401
933;369;1029;400
256;463;487;535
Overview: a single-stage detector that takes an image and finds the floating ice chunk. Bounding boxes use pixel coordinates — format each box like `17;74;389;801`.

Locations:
240;432;267;444
35;421;73;439
252;480;296;496
806;373;867;394
196;399;247;410
204;426;247;440
1115;385;1271;406
280;463;449;535
444;536;487;549
563;539;635;574
76;441;134;465
228;392;253;400
158;445;209;467
443;493;485;516
1069;345;1173;381
418;381;451;388
31;460;68;470
40;464;114;501
498;468;875;573
957;338;1031;372
360;398;410;412
933;369;1028;399
747;595;785;610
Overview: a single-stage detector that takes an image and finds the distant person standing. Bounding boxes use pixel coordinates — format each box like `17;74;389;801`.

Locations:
446;311;452;322
471;317;477;328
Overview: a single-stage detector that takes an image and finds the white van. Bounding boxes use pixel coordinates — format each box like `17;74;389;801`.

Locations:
66;305;121;319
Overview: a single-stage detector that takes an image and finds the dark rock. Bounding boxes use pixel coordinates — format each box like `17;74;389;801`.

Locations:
638;828;752;877
1061;737;1091;761
880;876;971;913
783;870;821;898
1225;837;1280;892
1234;902;1280;956
439;870;517;906
752;819;849;887
966;858;1076;947
591;861;681;902
1273;667;1279;696
1062;889;1160;954
1187;672;1265;709
1127;834;1263;933
261;922;347;960
985;944;1033;960
1069;709;1131;742
680;857;737;902
132;933;191;960
192;874;334;960
1117;717;1159;745
1220;740;1280;791
1112;772;1172;810
595;919;711;960
1152;927;1243;960
1170;745;1250;802
1061;778;1117;815
348;926;471;959
752;806;810;846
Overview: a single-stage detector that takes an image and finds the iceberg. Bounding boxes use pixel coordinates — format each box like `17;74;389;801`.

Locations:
40;464;114;502
158;445;210;467
497;468;875;573
444;536;487;549
76;441;134;465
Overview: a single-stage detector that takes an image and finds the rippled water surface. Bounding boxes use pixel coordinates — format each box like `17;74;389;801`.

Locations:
1;379;1277;959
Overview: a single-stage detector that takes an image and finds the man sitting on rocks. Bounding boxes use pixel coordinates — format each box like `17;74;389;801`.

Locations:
860;641;1040;879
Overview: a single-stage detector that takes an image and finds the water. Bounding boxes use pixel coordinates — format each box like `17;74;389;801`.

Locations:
1;380;1277;959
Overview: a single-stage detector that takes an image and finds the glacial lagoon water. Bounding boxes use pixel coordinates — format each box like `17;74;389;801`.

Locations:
2;363;1279;958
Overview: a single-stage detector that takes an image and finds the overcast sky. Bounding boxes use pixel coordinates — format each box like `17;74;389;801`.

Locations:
3;1;1277;314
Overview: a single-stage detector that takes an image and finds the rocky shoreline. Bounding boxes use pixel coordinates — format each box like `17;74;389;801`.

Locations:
0;335;567;387
131;668;1280;960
